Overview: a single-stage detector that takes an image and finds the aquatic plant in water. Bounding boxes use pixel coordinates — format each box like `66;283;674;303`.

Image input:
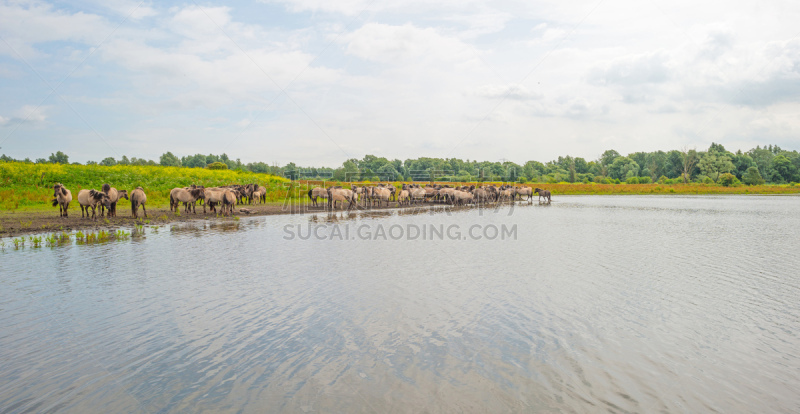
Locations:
132;224;145;237
28;236;42;248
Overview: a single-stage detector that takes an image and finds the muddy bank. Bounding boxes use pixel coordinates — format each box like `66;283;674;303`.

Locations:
0;201;462;238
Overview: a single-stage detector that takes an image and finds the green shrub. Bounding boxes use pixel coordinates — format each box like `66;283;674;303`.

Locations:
658;175;668;184
626;176;640;184
718;173;740;187
742;166;765;186
638;176;652;184
206;162;228;170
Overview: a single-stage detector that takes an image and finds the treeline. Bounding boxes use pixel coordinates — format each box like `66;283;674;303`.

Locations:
3;142;799;185
0;151;275;174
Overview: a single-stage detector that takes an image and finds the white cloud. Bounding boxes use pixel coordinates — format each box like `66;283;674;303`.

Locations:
3;0;800;165
472;84;542;101
0;2;111;59
0;105;49;126
342;23;475;63
589;52;672;86
261;0;371;15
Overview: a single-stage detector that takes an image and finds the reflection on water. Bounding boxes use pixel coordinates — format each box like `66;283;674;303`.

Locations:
1;196;799;413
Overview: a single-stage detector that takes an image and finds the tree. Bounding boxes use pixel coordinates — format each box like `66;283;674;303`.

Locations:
523;161;544;181
742;166;765;185
568;159;576;183
377;163;399;180
748;146;774;182
100;157;117;166
732;151;756;179
680;148;699;183
342;160;359;182
182;154;207;168
600;149;621;167
608;157;639;180
666;150;683;178
698;151;734;182
645;151;667;181
48;151;69;164
771;154;797;183
574;157;588;174
284;162;299;180
119;155;131;165
160;152;181;167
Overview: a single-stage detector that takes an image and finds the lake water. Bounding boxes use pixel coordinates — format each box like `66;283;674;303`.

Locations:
1;196;799;413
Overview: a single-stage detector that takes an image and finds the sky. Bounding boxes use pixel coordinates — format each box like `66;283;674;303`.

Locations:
0;0;799;167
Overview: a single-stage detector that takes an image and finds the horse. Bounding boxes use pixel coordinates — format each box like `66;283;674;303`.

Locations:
534;188;551;203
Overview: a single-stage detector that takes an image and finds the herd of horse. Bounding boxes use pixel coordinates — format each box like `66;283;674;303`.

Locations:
52;183;147;220
50;182;267;220
309;183;552;210
50;182;552;219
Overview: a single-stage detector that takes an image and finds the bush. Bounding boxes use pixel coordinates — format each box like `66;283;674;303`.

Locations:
718;173;740;187
626;176;640;184
742;166;765;186
658;175;668;184
613;179;621;184
206;162;228;170
638;176;652;184
600;177;612;184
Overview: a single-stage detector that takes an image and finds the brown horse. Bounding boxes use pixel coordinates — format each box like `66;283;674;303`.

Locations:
51;183;72;217
77;189;112;220
130;187;147;218
534;188;551;203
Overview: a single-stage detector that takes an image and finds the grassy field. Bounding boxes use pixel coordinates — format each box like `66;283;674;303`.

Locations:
2;162;799;213
0;162;291;211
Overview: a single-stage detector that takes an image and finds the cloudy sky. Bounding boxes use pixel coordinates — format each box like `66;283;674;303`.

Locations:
1;0;799;166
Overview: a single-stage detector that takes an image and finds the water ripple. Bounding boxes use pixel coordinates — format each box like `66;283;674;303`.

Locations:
1;196;799;412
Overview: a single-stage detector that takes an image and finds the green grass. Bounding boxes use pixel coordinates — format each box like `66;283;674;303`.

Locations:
0;161;291;211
